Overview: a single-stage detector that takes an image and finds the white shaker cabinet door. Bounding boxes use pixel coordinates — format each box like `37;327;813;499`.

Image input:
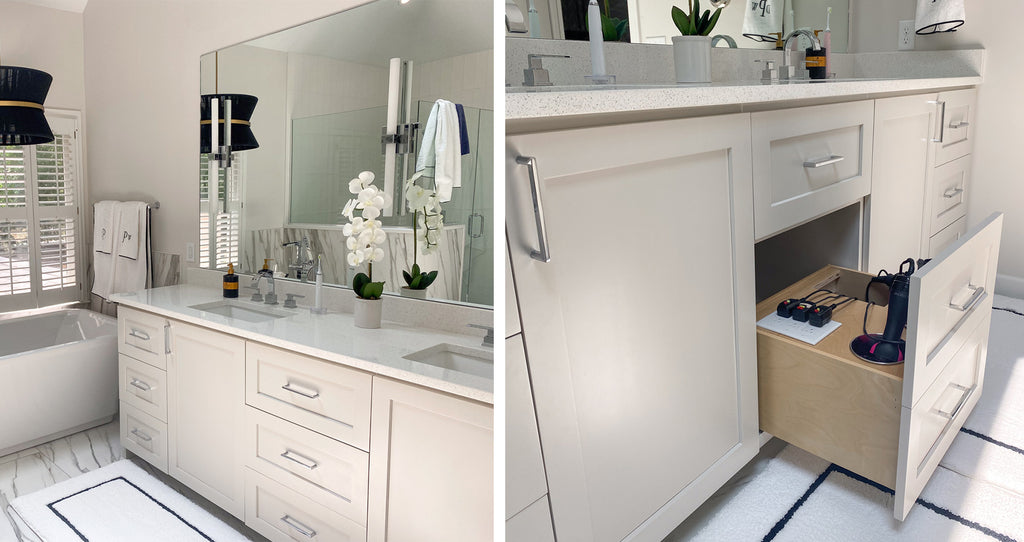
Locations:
506;114;759;542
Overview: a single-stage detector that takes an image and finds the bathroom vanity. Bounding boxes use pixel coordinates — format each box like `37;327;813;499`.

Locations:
114;286;493;542
506;56;992;541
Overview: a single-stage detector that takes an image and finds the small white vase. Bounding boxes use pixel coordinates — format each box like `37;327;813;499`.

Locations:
400;287;428;299
353;297;382;329
672;35;712;83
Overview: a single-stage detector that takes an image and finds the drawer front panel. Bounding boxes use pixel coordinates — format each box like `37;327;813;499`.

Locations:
895;314;989;520
934;88;976;166
905;213;1002;408
120;402;167;473
928;216;967;259
752;101;874;240
507;495;556;542
119;354;167;422
246;342;372;451
246;407;368;524
245;468;366;542
928;155;970;236
118;308;168;370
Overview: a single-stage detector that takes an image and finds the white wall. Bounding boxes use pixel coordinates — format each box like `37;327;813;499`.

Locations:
851;1;1024;292
413;49;494;111
82;0;372;276
0;1;85;112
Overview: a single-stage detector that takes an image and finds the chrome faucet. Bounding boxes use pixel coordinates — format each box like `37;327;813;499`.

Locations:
780;29;822;80
283;236;315;281
468;324;494;347
251;273;278;305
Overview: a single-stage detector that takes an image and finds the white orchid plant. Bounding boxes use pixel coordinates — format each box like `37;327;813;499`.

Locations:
342;171;391;300
401;171;442;291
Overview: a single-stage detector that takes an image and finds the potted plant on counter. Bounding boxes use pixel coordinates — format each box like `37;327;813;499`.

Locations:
342;171;390;328
671;0;729;83
400;171;442;299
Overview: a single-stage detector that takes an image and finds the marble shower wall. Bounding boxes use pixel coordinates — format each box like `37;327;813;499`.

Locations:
247;225;465;300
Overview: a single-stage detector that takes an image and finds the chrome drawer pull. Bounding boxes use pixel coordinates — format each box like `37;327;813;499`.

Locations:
935;383;971;419
802;154;845;169
130;428;153;442
949;285;984;312
164;324;171;354
281;382;320;399
516;155;552;263
128;328;150;341
943;187;964;199
129;378;152;392
280;449;319;470
949;120;970;129
280;515;317;538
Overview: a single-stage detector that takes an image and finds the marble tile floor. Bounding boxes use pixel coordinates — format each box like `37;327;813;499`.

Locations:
0;420;266;542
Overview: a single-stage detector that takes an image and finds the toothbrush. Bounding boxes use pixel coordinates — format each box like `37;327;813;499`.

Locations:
528;0;540;38
823;7;832;78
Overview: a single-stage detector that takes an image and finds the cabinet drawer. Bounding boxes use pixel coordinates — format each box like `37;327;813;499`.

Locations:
928;155;969;236
245;468;366;542
752;101;874;240
119;354;167;422
120;402;167;473
245;407;368;525
118;308;169;369
927;216;967;259
934;88;976;166
246;342;372;451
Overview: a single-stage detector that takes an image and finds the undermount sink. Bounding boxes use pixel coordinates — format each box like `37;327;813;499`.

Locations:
189;300;292;323
403;343;494;380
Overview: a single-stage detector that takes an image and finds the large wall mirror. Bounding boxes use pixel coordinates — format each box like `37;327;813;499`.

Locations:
200;0;494;307
508;0;850;53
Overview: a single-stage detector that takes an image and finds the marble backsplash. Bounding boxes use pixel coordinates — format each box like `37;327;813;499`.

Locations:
246;225;465;300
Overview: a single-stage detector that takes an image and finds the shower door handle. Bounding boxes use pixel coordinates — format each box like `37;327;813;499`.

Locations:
516;155;551;263
469;213;485;239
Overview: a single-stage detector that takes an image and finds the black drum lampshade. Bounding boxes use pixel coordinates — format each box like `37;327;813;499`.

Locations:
0;66;54;146
200;94;258;154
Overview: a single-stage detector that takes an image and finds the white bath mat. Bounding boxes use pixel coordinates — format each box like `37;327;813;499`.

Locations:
9;459;250;541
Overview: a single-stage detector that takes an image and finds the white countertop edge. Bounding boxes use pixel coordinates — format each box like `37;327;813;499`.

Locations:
112;290;494;406
506;76;982;120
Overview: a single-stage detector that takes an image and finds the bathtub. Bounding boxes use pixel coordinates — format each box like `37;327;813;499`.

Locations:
0;309;118;457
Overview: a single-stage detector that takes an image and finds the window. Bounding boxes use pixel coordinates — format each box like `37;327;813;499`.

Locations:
0;113;82;311
199;153;243;270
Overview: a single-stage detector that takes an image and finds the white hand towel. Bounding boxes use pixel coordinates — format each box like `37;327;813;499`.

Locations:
91;201;120;299
742;0;783;42
113;201;149;295
915;0;965;34
415;101;440;172
93;201;115;254
433;100;462;202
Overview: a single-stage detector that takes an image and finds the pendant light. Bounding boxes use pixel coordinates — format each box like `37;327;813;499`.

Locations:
200;51;258;165
0;64;54;146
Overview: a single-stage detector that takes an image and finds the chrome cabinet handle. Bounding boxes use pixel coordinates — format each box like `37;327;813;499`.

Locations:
949;120;970;129
929;100;947;143
802;154;845;168
943;187;964;199
129;378;152;392
516;155;552;263
130;428;152;442
949;285;984;312
128;328;150;341
281;382;320;399
280;515;317;538
164;324;171;354
280;449;319;470
935;383;972;419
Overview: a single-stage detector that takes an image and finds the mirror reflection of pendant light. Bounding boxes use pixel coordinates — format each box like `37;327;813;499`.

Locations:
0;62;55;146
200;51;258;168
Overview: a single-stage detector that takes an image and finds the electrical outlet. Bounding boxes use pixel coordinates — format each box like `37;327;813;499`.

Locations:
186;242;195;262
898;20;915;50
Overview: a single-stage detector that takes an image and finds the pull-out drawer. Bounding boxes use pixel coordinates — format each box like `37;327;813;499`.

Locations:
757;213;1002;521
120;402;167;473
927;155;970;237
245;406;368;525
118;308;169;370
244;468;366;542
119;354;167;422
927;216;967;259
933;88;976;166
246;342;372;451
752;100;874;240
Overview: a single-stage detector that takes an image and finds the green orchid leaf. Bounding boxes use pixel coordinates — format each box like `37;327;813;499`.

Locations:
615;19;628;40
410;275;422;289
421;270;438;288
402;270;413;285
671;5;690;35
601;14;617;40
703;8;722;35
698;10;710;33
412;263;421;276
367;282;385;299
691;0;699;29
353;272;370;296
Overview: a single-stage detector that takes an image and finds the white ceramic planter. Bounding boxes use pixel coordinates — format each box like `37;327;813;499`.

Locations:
400;286;428;299
672;35;712;83
353;297;383;329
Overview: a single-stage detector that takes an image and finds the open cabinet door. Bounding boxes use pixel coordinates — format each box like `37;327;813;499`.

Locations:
894;212;1003;520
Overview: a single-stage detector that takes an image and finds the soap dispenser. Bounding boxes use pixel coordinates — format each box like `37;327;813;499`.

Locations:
223;263;239;298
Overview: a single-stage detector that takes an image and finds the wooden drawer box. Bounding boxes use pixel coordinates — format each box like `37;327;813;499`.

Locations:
118;308;169;369
752;100;874;240
756;213;1002;520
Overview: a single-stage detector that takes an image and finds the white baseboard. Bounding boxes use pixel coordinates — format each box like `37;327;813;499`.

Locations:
996;274;1024;300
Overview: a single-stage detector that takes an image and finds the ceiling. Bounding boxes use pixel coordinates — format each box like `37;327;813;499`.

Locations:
8;0;87;12
244;0;492;66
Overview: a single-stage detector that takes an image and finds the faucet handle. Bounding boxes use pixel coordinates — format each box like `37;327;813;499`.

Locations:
284;293;305;309
467;323;494;347
756;59;779;84
524;54;569;87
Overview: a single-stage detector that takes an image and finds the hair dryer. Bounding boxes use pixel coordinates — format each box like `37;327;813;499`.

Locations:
850;258;925;365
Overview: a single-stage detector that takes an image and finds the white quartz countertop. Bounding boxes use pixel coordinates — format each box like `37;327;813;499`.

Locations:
112;285;493;405
506;76;982;121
